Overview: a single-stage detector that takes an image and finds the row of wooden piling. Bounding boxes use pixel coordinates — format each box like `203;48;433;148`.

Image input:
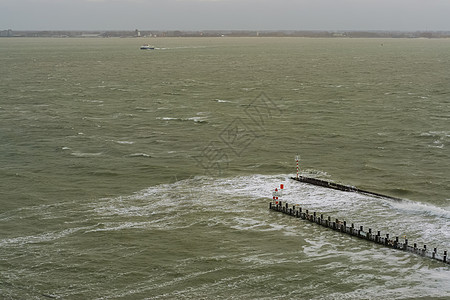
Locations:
270;201;449;265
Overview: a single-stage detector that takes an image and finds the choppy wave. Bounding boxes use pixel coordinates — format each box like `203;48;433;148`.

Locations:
128;153;151;158
3;37;450;299
1;174;449;299
86;174;450;248
420;130;449;148
390;199;450;219
70;151;103;157
115;140;134;145
157;116;208;123
0;226;95;247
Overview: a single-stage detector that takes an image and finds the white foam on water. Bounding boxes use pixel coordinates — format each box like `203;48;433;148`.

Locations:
187;116;208;123
83;221;152;233
384;199;450;245
157;116;208;123
120;174;443;217
420;130;449;148
0;226;96;247
83;174;447;251
81;99;104;103
158;117;177;121
2;173;449;299
115;140;134;145
128;153;151;157
1;173;432;255
325;265;450;300
70;151;103;157
389;199;450;219
222;175;446;246
213;99;231;103
227;216;298;234
105;267;226;300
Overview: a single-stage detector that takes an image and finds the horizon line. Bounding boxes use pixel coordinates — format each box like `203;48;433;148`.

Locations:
4;29;450;33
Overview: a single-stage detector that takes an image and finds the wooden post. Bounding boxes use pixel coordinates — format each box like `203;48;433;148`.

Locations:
267;200;447;265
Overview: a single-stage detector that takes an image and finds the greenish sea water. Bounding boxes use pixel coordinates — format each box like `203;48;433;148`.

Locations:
1;37;449;299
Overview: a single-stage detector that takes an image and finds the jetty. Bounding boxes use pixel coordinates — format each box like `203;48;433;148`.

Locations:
291;175;403;201
292;155;402;201
269;200;449;265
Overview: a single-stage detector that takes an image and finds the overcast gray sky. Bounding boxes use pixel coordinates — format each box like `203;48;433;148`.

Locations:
1;0;450;31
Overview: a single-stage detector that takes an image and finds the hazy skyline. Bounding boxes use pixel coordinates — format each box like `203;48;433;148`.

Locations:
1;0;450;31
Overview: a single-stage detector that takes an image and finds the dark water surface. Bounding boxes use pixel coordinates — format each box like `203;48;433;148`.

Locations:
1;37;449;299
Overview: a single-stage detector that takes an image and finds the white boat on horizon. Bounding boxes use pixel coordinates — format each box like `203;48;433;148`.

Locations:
140;44;155;50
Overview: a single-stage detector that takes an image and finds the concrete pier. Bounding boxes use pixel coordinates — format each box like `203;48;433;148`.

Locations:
269;201;449;265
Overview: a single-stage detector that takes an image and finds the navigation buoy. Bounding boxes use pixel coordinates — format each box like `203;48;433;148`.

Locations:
272;186;283;200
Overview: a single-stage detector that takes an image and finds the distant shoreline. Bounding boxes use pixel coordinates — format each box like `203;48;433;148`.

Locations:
2;29;450;39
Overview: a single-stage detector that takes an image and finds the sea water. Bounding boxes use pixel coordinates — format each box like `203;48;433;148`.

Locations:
0;37;449;299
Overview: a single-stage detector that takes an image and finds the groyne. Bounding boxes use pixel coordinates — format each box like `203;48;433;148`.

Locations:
269;201;449;265
291;176;403;201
